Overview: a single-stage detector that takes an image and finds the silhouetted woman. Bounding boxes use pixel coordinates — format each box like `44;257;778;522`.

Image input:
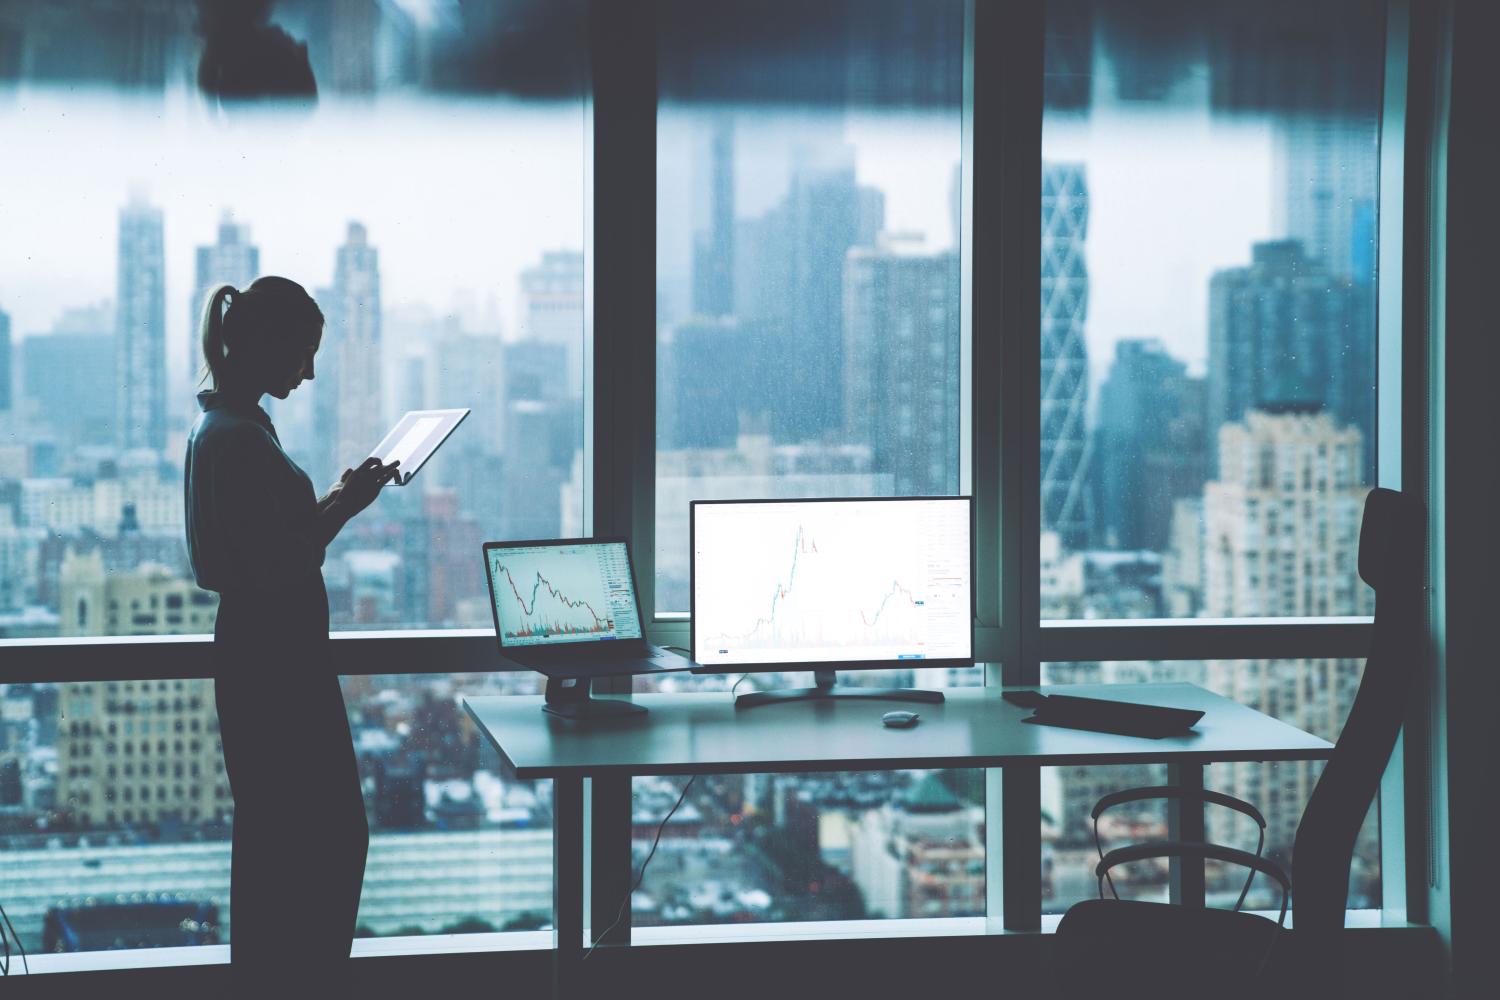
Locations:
184;277;397;993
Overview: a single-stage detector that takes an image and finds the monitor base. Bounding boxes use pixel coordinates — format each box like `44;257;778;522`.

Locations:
734;669;946;710
542;676;647;721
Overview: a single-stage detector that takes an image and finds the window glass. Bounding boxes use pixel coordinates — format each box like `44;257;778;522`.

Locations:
654;0;968;613
1039;0;1384;620
342;671;552;939
1042;659;1379;914
0;673;550;957
0;0;587;639
634;667;985;927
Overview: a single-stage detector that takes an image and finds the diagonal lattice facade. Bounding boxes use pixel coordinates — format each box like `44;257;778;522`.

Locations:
1041;162;1093;551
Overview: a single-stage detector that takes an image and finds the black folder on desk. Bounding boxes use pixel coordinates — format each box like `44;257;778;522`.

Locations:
1021;693;1203;739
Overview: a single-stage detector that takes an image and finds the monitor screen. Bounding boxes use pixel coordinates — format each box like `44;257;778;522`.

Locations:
487;541;644;646
692;497;973;668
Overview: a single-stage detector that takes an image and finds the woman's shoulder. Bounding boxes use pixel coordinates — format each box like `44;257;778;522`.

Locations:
190;407;278;454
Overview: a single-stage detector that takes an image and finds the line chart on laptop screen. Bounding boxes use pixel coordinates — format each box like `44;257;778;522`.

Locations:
489;543;642;645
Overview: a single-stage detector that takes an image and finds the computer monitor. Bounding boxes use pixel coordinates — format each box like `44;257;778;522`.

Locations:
691;496;974;708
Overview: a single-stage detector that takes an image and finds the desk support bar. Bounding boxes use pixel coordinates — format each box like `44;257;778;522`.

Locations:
590;775;633;948
1003;765;1042;930
1167;763;1207;908
553;774;585;995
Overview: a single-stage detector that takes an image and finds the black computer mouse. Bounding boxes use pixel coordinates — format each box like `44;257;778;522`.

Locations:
882;710;920;728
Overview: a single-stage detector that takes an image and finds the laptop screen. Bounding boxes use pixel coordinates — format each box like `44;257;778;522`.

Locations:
486;541;644;647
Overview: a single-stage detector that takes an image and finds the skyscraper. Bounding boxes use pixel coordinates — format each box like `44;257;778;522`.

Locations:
317;222;383;483
1093;339;1207;551
713;149;885;446
189;213;260;390
1275;118;1378;282
1041;162;1092;550
1206;240;1374;481
116;197;167;452
518;251;585;394
843;240;962;496
22;306;115;452
1199;408;1373;859
496;336;575;541
691;117;735;319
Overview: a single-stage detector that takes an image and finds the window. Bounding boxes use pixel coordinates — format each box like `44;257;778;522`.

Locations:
0;0;588;639
638;0;978;932
0;0;587;961
653;0;968;613
634;668;986;929
0;0;1426;973
340;672;554;939
1039;0;1384;622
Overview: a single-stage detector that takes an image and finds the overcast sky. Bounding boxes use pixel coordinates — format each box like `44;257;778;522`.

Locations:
1;86;1276;398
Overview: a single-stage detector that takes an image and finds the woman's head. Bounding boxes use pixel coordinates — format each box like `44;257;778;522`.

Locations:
200;275;323;399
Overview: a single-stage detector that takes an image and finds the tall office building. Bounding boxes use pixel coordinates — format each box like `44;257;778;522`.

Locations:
1092;339;1207;551
721;148;884;445
496;336;575;541
668;317;771;450
56;551;223;829
22;306;116;452
1200;408;1374;860
317;222;383;484
1041;162;1092;550
518;251;585;395
691;117;736;318
189;212;260;389
843;239;962;496
0;306;11;413
1206;240;1374;482
116;197;167;452
1275;118;1378;282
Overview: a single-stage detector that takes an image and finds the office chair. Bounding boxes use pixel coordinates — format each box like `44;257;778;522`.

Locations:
1053;487;1425;999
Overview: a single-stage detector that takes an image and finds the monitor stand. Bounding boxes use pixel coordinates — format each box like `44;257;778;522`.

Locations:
542;676;647;720
734;669;946;710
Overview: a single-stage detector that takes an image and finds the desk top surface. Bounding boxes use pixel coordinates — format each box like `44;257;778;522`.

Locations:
463;683;1333;779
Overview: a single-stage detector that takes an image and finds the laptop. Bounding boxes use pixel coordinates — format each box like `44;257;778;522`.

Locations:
482;537;693;680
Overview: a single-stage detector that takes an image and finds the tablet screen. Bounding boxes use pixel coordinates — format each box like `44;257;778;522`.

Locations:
369;408;469;484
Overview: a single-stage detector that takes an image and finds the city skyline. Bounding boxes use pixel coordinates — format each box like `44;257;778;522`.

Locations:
0;98;1302;402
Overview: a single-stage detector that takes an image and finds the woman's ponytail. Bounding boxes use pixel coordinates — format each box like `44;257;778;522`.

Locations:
197;276;323;393
199;285;236;389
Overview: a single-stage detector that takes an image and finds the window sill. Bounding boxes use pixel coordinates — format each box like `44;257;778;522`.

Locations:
9;911;1419;976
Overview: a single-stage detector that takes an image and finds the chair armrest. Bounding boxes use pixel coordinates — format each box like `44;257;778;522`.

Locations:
1091;785;1267;830
1092;785;1268;912
1096;840;1291;927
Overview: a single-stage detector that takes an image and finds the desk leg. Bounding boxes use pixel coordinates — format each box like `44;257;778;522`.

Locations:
1002;765;1042;930
1168;762;1206;908
553;774;584;998
590;774;633;948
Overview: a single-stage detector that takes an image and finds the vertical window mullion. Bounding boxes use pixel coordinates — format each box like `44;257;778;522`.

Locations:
1376;0;1411;926
979;0;1046;932
586;0;658;946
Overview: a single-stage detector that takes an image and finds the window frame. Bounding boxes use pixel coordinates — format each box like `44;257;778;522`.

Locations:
0;0;1442;974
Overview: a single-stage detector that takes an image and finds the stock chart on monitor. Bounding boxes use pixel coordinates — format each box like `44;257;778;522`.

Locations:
692;498;972;668
487;541;644;646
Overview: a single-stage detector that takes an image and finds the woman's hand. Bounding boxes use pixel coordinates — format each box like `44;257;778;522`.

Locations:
330;457;400;520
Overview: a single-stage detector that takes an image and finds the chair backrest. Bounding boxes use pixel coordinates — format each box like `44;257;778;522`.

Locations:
1291;487;1425;933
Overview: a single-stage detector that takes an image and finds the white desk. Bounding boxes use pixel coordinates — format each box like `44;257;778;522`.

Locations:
462;683;1332;997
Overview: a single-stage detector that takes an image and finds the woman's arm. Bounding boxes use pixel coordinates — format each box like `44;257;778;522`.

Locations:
313;457;399;547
